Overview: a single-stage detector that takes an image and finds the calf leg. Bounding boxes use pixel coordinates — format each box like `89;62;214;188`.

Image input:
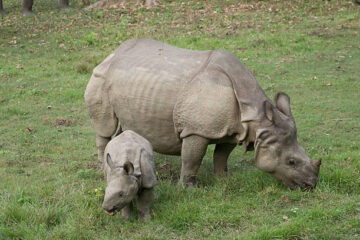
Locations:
22;0;33;16
0;0;7;14
136;188;153;221
121;203;133;220
179;135;209;187
59;0;69;9
213;143;236;176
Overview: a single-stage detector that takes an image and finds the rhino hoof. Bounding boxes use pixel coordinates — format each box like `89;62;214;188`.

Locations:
179;176;197;188
138;213;151;221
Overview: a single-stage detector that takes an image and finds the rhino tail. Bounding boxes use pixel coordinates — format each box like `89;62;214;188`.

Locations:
115;126;123;136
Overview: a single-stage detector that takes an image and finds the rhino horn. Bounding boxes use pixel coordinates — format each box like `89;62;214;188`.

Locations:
313;158;322;175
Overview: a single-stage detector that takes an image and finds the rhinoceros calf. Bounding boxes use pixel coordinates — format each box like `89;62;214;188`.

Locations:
102;130;157;221
85;38;321;190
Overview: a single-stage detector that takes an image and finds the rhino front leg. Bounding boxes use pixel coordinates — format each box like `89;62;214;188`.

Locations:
179;135;209;187
213;143;236;176
136;188;153;221
96;134;111;170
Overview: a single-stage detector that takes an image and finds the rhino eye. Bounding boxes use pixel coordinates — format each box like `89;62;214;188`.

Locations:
118;191;124;197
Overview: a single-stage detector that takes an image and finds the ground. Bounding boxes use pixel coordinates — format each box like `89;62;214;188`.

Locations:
0;0;359;239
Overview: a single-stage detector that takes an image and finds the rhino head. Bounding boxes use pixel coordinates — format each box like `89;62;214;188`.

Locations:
254;93;321;190
102;154;140;216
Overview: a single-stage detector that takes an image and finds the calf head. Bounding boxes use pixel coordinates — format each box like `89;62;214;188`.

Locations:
102;154;139;216
254;93;321;190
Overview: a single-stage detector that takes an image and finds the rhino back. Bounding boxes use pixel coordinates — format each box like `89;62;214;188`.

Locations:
104;131;151;174
105;39;212;154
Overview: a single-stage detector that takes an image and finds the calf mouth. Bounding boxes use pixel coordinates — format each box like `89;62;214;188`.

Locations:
301;182;315;191
104;207;117;216
104;210;116;216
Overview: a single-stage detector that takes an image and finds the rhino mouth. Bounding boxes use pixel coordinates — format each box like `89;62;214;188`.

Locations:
279;175;318;191
284;179;317;191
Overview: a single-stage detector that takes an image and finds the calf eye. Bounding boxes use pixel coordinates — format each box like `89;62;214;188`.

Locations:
288;159;296;166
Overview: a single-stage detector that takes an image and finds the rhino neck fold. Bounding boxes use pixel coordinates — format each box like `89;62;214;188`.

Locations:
239;121;259;152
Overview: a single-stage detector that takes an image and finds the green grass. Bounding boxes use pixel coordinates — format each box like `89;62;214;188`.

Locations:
1;0;360;239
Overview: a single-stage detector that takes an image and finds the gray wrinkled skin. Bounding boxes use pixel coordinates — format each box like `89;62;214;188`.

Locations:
85;38;321;190
254;96;321;190
102;130;157;221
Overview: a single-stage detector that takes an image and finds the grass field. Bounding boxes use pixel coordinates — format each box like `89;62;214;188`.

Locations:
1;0;360;239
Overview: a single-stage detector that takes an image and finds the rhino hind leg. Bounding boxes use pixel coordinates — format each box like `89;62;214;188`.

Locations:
213;143;236;176
85;73;118;169
179;135;210;187
136;188;153;221
121;203;133;220
96;134;111;170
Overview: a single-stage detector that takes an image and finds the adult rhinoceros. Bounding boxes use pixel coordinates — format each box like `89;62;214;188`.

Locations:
85;38;321;189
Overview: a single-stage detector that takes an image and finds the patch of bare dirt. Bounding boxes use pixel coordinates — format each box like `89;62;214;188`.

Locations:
43;117;76;127
156;162;178;182
308;30;334;39
53;118;76;127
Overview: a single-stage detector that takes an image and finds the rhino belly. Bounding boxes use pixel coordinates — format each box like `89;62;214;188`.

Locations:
109;68;183;155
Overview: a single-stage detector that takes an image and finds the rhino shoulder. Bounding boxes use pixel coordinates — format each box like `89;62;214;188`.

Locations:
173;50;243;140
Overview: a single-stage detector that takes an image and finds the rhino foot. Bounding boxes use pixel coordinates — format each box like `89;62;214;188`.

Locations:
179;175;197;188
138;211;151;221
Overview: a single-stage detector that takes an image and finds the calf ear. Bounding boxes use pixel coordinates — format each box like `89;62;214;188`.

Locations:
106;153;116;170
123;161;134;175
275;92;293;118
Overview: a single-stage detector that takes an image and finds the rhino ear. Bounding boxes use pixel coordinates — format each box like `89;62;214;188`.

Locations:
123;161;134;175
263;101;286;127
140;151;157;188
275;92;293;119
264;101;275;122
106;153;116;170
